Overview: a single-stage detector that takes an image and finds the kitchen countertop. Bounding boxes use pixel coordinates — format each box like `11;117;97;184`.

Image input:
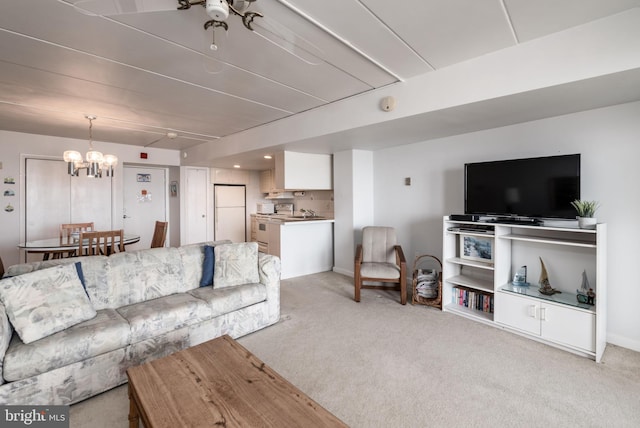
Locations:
253;214;334;224
279;218;334;225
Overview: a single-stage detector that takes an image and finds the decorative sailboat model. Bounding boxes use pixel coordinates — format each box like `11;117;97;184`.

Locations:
576;269;596;305
538;257;561;296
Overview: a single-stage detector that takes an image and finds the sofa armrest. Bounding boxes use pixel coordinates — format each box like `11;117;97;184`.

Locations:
258;253;281;324
0;303;12;385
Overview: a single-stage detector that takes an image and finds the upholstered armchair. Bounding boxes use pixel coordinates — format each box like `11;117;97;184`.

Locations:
354;226;407;305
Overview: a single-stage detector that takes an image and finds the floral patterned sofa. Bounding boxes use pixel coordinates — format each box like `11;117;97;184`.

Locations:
0;241;280;405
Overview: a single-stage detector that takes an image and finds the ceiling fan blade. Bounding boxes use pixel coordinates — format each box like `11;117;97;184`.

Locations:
250;16;324;66
68;0;179;16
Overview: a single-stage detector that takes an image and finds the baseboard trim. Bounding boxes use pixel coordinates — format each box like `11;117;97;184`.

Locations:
606;333;640;353
333;267;353;277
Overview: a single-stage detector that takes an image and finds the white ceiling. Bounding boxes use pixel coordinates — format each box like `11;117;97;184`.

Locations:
1;0;639;168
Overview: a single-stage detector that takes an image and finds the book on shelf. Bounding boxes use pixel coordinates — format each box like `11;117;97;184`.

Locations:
452;286;494;314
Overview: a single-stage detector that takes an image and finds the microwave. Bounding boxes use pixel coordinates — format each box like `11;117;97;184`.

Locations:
256;203;275;214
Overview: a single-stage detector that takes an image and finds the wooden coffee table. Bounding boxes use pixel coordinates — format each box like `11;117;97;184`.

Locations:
126;335;347;427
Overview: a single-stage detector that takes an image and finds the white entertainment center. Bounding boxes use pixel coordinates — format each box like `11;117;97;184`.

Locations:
442;216;606;362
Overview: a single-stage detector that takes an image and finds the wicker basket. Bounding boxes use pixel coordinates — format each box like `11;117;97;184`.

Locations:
411;254;443;309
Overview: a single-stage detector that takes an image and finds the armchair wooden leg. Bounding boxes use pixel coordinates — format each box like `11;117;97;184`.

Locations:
400;269;407;305
354;273;361;302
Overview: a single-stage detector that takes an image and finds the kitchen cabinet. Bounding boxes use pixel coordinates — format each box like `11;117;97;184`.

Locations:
250;215;257;242
277;220;333;279
252;216;334;279
260;169;275;193
211;168;249;185
274;151;332;190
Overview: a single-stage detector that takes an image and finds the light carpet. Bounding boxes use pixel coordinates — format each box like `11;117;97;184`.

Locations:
70;272;640;427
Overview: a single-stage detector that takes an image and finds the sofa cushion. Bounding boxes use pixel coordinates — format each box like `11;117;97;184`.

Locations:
117;293;212;343
214;242;260;288
3;256;113;311
178;241;231;290
0;303;12;385
2;309;130;382
360;262;401;279
189;283;267;318
0;264;97;344
200;245;215;287
107;248;185;307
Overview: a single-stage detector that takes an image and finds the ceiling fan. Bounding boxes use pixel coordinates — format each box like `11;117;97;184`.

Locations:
65;0;323;71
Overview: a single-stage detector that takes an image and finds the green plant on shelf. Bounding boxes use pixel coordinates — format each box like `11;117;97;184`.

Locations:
570;200;600;218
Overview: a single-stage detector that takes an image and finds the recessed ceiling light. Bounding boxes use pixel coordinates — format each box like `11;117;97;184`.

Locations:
233;164;241;168
167;132;178;139
263;155;272;159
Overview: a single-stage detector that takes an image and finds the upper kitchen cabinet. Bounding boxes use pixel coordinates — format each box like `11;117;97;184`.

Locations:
274;151;333;190
211;168;250;185
260;169;276;193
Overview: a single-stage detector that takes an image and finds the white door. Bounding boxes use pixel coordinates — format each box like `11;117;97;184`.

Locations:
214;185;246;242
123;166;168;250
184;168;209;245
25;158;112;261
26;159;70;242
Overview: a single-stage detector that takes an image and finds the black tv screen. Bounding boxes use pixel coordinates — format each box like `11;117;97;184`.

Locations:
465;154;580;219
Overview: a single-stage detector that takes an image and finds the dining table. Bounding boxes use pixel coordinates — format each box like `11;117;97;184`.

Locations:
18;234;141;260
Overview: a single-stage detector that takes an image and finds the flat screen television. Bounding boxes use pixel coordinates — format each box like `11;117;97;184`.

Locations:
465;154;580;219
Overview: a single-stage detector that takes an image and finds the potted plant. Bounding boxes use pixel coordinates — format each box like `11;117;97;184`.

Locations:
571;199;600;229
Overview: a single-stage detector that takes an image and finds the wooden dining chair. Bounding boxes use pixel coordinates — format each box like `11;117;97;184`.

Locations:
57;222;95;258
78;229;125;256
150;221;168;248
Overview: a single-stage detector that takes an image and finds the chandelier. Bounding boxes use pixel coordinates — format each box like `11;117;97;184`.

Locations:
63;115;118;178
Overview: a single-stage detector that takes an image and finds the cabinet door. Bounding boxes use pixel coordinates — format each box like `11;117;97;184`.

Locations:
260;170;272;193
275;152;332;190
495;292;541;336
250;217;257;241
540;303;595;352
213;168;249;185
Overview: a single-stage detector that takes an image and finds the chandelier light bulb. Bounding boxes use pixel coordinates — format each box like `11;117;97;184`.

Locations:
63;150;82;163
103;154;118;167
210;43;218;51
86;150;104;163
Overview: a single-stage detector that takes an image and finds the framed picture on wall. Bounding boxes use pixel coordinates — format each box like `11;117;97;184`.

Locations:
170;181;178;197
137;173;151;182
460;235;494;263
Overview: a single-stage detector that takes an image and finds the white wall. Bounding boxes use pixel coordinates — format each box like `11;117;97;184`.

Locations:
361;100;640;352
333;150;374;276
0;131;180;267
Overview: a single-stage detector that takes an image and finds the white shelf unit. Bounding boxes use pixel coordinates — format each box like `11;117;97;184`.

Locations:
442;216;607;362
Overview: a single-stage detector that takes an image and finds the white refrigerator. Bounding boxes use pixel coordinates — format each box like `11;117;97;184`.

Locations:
214;185;246;242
